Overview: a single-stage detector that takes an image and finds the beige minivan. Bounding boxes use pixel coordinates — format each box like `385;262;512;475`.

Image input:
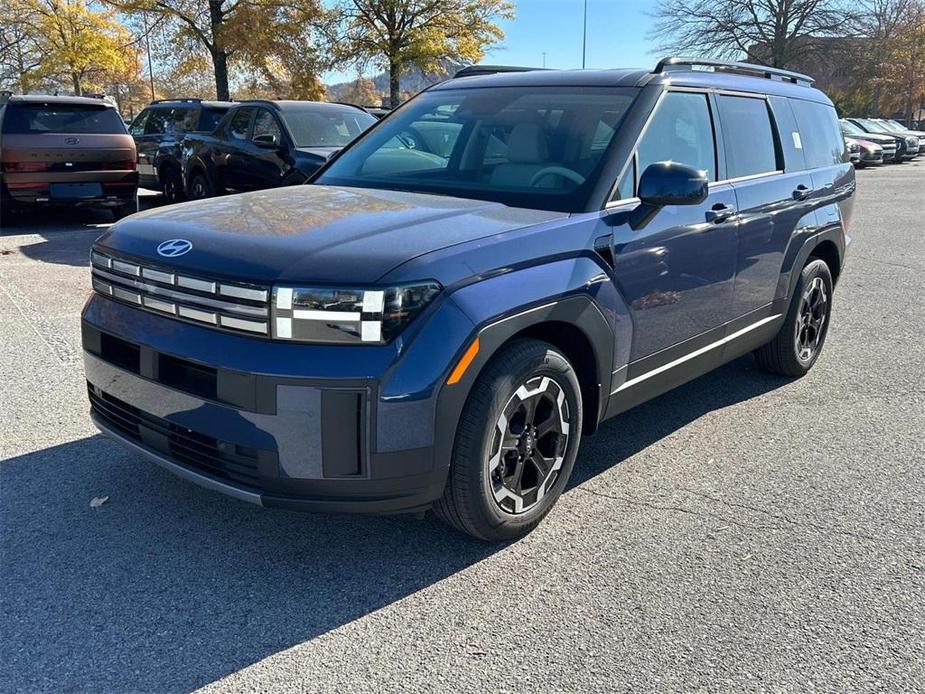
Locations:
0;93;138;224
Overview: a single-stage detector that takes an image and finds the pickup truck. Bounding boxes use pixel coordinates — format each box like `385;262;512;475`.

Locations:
181;100;376;199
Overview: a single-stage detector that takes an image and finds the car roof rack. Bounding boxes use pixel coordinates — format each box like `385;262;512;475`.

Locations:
654;57;815;86
454;65;549;79
151;98;203;104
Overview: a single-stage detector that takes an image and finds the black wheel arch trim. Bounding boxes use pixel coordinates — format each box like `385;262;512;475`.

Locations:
777;223;846;302
431;294;615;483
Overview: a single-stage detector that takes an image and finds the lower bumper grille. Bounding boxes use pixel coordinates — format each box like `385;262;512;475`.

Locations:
89;384;263;489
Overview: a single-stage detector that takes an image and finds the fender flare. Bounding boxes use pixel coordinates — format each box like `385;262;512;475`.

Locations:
776;223;846;301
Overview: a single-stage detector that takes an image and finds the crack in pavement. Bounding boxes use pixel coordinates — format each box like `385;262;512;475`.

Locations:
574;485;923;557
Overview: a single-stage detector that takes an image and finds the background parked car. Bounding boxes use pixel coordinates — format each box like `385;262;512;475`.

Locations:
181;100;376;199
870;118;925;153
846;117;920;160
129;98;233;203
0;93;137;223
845;137;861;165
839;119;899;162
853;138;884;166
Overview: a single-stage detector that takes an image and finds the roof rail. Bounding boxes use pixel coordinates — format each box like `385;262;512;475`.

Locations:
152;98;203;104
654;57;815;86
454;65;549;79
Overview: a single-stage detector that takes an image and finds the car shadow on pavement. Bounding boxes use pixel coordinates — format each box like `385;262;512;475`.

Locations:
0;355;790;691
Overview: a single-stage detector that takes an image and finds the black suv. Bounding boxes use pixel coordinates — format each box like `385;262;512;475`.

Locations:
181;100;376;198
129;99;233;203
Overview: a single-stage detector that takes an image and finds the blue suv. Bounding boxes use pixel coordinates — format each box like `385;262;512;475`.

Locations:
82;58;855;540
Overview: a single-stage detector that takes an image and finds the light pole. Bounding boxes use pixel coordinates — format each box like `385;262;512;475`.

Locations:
142;12;156;102
542;52;547;68
581;0;588;69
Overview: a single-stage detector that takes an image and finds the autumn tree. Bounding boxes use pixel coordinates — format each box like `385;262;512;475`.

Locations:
2;0;134;95
651;0;854;68
106;0;331;100
875;1;925;121
339;76;382;105
334;0;514;108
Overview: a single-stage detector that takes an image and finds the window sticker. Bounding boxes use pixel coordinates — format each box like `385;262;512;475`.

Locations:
792;131;803;149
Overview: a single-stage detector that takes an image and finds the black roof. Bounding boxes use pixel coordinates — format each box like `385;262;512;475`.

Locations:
439;57;834;105
148;98;234;109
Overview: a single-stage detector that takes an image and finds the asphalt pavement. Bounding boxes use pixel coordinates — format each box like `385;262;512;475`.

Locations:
1;166;923;693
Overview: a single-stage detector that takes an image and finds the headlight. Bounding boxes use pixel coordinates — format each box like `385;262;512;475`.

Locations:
271;282;441;344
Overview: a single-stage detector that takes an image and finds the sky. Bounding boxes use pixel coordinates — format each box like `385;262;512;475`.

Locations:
323;0;662;84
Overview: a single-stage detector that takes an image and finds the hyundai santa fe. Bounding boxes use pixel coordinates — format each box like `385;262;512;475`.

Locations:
82;58;855;541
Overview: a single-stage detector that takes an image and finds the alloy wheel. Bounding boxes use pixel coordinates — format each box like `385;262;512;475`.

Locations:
487;375;571;515
795;276;828;361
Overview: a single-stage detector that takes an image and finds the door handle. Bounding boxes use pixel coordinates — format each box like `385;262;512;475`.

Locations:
792;184;813;201
705;203;737;223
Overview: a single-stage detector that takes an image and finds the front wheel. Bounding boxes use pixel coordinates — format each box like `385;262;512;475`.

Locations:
187;172;213;200
160;167;186;204
754;258;833;377
433;339;583;541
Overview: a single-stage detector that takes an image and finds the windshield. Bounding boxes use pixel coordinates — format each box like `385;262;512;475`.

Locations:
2;103;126;134
316;86;639;212
283;108;376;148
856;118;889;132
840;120;865;136
879;119;909;133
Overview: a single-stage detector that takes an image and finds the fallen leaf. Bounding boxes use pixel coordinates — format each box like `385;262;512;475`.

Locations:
90;496;109;508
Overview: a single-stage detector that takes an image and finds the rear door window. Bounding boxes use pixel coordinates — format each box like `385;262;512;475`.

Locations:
1;104;126;134
789;99;846;168
716;95;779;179
636;91;716;184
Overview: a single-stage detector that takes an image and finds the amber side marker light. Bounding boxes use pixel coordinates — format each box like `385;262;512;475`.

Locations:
446;337;480;385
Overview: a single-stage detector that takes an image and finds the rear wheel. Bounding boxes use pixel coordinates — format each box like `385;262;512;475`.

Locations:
754;258;833;377
187;172;213;200
160;166;185;204
433;338;583;541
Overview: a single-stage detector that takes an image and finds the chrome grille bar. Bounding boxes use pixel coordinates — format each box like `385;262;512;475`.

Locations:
91;250;270;336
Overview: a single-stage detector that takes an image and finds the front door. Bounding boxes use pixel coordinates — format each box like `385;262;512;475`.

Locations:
611;90;739;367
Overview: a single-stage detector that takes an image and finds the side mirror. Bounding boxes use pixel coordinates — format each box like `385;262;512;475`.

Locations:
630;162;709;229
253;134;279;148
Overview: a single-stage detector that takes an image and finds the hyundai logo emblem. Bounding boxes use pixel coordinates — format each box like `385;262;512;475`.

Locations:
157;239;193;257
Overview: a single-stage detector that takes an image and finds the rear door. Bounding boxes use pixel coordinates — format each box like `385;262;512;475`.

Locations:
610;90;739;368
216;107;255;192
788;98;854;234
720;93;817;321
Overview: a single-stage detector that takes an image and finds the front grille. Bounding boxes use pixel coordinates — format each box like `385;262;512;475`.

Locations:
91;250;269;336
89;384;262;489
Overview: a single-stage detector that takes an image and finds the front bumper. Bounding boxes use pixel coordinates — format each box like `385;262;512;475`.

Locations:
82;295;474;514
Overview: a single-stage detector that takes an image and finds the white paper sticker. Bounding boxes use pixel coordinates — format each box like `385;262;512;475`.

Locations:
792;131;803;149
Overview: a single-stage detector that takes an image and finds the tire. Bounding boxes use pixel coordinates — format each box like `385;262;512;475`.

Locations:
160;166;185;204
433;338;583;541
754;258;833;377
187;171;213;200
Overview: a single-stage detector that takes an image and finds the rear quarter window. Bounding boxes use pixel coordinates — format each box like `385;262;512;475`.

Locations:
1;104;126;135
789;99;846;168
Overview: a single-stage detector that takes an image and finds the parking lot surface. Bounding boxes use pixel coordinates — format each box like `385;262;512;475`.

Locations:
1;166;923;693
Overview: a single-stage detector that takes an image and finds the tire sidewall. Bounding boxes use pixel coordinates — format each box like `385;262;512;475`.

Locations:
161;168;184;204
463;343;583;538
787;259;834;372
188;173;212;199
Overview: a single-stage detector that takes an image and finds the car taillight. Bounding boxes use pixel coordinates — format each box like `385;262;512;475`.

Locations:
102;159;136;171
2;161;50;172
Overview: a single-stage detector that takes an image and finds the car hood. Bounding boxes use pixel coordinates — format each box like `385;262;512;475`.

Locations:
847;131;900;145
95;184;565;284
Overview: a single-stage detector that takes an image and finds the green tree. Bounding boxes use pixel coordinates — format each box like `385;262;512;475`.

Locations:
335;0;514;108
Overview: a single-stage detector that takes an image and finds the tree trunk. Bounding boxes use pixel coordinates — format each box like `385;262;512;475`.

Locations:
208;0;230;100
72;73;82;96
389;59;401;109
211;48;230;100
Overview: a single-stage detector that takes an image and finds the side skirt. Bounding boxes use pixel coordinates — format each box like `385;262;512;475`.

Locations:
603;309;785;420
